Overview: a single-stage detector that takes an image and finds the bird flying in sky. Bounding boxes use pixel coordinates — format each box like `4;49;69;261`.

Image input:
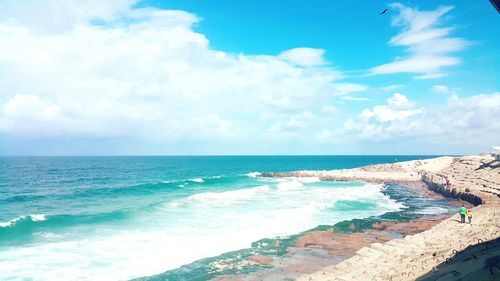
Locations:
380;8;388;15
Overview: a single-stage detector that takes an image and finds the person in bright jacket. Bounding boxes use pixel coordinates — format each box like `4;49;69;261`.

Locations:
459;205;467;223
466;209;472;224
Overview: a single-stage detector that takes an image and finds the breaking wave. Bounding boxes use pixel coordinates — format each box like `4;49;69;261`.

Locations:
245;172;261;178
0;214;46;228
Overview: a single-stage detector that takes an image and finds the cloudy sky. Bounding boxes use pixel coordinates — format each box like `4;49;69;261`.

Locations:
0;0;499;155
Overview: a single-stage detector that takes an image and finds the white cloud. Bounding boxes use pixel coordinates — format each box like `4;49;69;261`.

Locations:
2;94;60;121
340;96;370;102
266;112;316;139
286;112;315;129
357;93;422;124
381;84;403;91
278;48;326;66
0;1;493;156
344;92;500;143
0;0;138;33
432;84;449;93
321;105;337;114
371;4;468;79
387;93;410;107
332;83;368;96
314;129;336;144
0;1;367;148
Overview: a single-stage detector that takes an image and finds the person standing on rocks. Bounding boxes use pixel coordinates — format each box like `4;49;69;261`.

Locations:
466;209;472;224
459;205;467;223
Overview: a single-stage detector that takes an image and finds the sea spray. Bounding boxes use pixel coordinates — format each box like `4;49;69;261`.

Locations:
0;179;403;280
0;214;46;228
0;155;438;281
139;184;460;281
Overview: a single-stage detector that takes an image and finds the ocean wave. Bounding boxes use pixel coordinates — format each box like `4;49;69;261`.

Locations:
0;214;46;228
333;200;378;211
34;231;66;240
245;172;261;178
320;183;405;212
167;175;226;185
170;185;271;207
0;210;133;241
1;176;232;205
161;180;178;184
64;181;183;199
185;175;229;184
1;194;48;203
168;182;399;213
276;181;304;191
0;181;411;280
1;182;181;203
286;177;321;183
189;178;205;183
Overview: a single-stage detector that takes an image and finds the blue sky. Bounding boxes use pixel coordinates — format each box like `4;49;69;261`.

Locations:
141;2;496;65
0;0;498;155
139;0;499;93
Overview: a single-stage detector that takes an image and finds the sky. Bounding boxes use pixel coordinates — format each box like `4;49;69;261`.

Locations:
0;0;499;155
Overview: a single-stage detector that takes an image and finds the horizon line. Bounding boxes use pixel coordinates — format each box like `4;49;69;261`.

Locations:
0;154;457;157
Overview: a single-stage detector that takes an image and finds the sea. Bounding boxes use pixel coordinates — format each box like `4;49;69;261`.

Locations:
0;156;459;280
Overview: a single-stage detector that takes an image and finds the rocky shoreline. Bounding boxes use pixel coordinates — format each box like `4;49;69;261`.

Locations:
295;155;499;281
213;181;467;281
218;155;500;281
422;174;483;206
214;215;459;281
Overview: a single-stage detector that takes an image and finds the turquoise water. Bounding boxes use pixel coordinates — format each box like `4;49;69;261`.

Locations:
0;156;445;280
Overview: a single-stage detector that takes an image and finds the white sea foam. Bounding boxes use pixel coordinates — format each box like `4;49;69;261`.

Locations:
35;232;65;240
0;181;405;281
276;181;304;190
287;177;321;183
0;220;14;227
245;172;261;178
172;185;272;206
189;178;204;183
0;214;46;227
415;206;449;215
31;214;46;221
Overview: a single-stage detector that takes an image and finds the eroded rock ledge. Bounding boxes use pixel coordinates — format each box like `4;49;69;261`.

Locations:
263;155;499;206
